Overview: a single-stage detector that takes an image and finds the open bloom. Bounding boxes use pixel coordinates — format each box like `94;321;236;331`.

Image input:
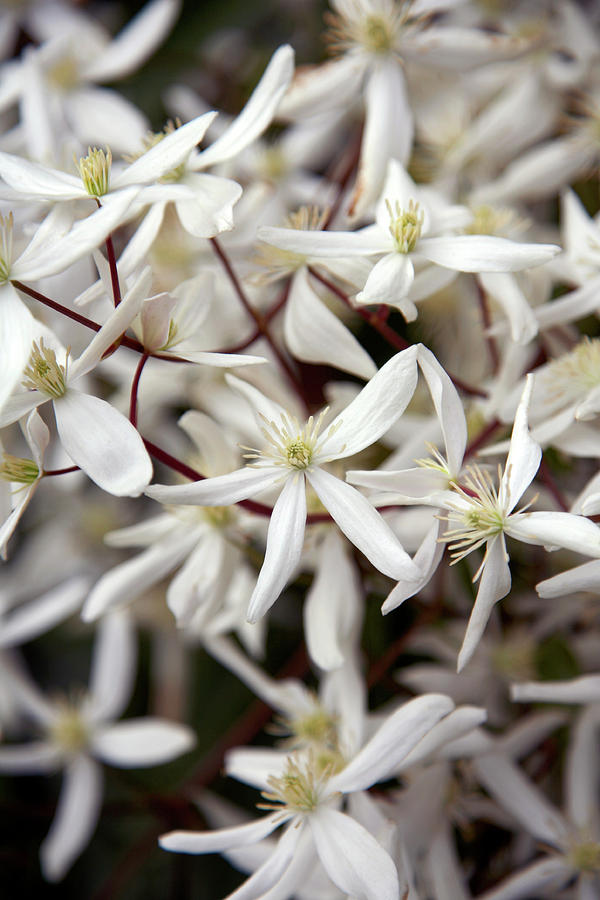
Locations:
432;376;600;671
147;346;423;621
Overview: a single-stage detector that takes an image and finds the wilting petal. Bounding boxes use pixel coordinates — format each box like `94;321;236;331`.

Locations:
53;389;152;497
310;808;399;900
247;473;306;622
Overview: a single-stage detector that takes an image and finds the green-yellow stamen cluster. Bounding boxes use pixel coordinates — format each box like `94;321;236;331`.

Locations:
77;147;112;197
325;3;407;57
49;701;89;754
22;340;68;398
133;120;186;183
259;753;333;815
545;338;600;399
0;454;39;485
440;465;506;564
244;409;339;472
568;839;600;874
387;198;424;253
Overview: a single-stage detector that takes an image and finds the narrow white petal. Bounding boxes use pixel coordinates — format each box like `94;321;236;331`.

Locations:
304;530;362;670
0;390;45;428
472;858;572;900
66;88;149;155
284;267;377;380
0;742;61;773
82;531;197;621
417;344;467;474
307;468;419;581
257;225;385;258
93;718;195;767
310;808;399;900
479;271;538;345
398;706;487;771
0;283;35;413
508;511;600;556
499;375;540;514
82;0;180;82
224;823;302;900
349;58;412;218
159;812;284;854
225;746;288;790
40;755;103;882
457;536;511;672
319;344;419;459
14;188;139;282
512;676;600;705
195;45;294;168
566;706;600;831
0;151;84;201
473;754;569;847
330;694;454;793
356;253;415;311
247;473;306;623
533;274;600;329
404;27;529;69
175;173;242;237
419;235;560;273
54;390;152;497
146;466;282;506
114;113;217;188
88;611;136;722
382;519;445;613
225;373;289;425
0;576;87;648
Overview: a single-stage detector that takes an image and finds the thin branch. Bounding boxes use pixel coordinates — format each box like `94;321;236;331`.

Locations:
129;353;149;428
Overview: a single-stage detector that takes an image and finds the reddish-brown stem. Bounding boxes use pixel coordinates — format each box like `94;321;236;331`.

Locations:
105;233;122;307
43;465;80;477
308;268;488;398
538;456;569;512
464;417;503;460
210;236;310;412
476;281;500;375
129;353;149;428
321;126;362;230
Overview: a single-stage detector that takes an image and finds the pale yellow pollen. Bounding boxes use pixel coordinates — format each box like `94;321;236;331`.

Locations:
438;464;506;565
325;2;407;57
568;838;600;874
242;408;342;472
387;198;424;253
49;702;89;753
48;55;79;90
22;340;68;399
77;147;112;198
466;204;529;239
258;753;334;815
544;338;600;400
127;120;186;183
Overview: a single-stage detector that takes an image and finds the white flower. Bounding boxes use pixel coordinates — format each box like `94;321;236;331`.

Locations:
146;346;423;621
0;611;195;881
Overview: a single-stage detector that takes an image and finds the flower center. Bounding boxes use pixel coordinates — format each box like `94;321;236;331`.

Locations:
387;198;423;253
259;753;333;815
130;121;187;183
48;55;79;90
49;702;89;753
0;212;13;282
77;147;112;198
568;839;600;874
439;465;506;565
0;454;39;485
325;2;406;57
543;338;600;402
254;206;329;282
466;204;528;238
243;408;340;472
22;340;68;398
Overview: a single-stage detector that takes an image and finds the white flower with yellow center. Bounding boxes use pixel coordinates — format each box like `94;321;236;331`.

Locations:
146;346;423;622
433;376;600;671
259;159;560;322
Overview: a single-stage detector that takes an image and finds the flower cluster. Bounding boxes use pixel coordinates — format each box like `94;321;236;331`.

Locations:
3;0;600;897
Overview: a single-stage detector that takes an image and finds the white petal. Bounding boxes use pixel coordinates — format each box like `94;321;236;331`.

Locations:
473;753;569;848
159;811;284;854
330;694;454;793
114;113;217;188
88;611;136;722
278;55;364;119
178;410;239;476
40;755;103;882
92;718;195;767
404;27;529;69
537;558;600;599
356;253;415;312
457;536;511;672
0;741;61;773
479;271;538;345
66;87;149;155
382;518;445;613
566;706;600;831
418;235;560;273
416;344;467;474
195;45;294;168
224;823;302;900
53;390;152;497
304;529;362;670
82;530;197;621
145;466;282;506
247;473;306;623
82;0;180;82
307;468;419;581
498;375;540;514
0;151;84;201
319;344;419;459
175;173;242;237
14;187;139;282
310;808;399;900
512;676;600;705
284;267;376;380
471;858;572;900
0;283;35;413
225;372;289;425
0;576;87;648
349;58;412;219
507;511;600;556
257;225;385;258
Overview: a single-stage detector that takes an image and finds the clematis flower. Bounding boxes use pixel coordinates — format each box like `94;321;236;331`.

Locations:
429;376;600;671
160;692;455;900
258;160;560;322
0;278;152;496
0;611;195;881
0;409;48;558
146;346;423;621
